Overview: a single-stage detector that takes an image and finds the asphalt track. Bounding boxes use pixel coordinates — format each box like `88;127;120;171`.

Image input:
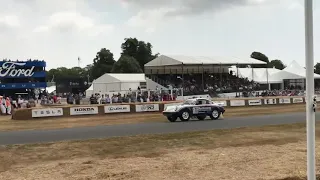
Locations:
0;111;319;145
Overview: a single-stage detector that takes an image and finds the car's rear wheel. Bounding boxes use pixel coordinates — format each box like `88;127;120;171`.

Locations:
210;109;220;120
180;110;190;121
167;116;177;122
197;115;206;120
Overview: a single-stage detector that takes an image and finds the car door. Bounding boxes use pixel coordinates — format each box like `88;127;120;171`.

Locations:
194;100;211;114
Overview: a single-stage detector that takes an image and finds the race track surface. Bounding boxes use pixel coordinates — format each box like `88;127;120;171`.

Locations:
0;112;318;145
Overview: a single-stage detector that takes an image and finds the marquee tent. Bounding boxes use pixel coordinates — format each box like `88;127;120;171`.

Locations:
283;60;320;79
91;73;146;94
230;66;305;84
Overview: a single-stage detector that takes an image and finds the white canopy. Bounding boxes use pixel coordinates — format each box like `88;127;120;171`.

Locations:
145;55;267;67
283;60;320;79
46;85;56;93
92;73;146;93
230;66;304;84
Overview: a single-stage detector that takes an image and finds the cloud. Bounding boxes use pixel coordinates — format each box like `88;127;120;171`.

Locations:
33;11;114;36
125;0;267;33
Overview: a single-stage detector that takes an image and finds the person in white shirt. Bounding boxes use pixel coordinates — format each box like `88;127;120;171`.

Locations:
0;96;6;114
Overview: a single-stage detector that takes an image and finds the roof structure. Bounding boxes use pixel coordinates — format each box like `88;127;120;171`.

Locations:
283;60;320;79
230;66;305;84
145;55;267;67
93;73;146;84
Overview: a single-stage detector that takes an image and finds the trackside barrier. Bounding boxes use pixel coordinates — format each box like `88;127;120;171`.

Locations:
11;96;306;120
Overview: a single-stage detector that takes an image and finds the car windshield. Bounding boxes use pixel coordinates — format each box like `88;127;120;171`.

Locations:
183;99;196;105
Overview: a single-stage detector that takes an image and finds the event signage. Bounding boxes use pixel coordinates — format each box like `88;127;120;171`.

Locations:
32;108;63;118
136;104;160;112
230;100;245;106
248;99;262;106
264;99;277;105
292;97;303;103
104;105;130;113
279;98;291;104
70;107;98;115
0;62;35;77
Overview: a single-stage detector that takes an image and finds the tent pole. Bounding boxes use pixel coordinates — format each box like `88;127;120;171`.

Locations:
202;63;204;91
236;63;239;97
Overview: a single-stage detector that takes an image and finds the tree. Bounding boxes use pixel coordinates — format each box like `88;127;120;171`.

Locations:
111;55;143;73
91;48;115;80
268;60;286;70
121;37;158;72
250;51;269;68
314;63;320;74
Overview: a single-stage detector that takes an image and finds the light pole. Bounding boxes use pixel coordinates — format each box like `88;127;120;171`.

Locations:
304;0;316;179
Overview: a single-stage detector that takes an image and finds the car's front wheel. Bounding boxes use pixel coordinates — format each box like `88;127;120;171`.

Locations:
167;116;177;122
180;110;190;121
210;109;221;120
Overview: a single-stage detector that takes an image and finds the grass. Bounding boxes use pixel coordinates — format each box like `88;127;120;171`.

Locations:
1;122;320;179
0;104;310;132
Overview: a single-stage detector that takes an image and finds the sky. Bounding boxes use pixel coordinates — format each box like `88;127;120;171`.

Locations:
0;0;318;69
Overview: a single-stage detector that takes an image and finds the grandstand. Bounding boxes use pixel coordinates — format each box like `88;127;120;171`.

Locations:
144;55;267;97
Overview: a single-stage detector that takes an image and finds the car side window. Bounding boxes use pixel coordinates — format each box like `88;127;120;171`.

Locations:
196;100;202;105
205;100;210;104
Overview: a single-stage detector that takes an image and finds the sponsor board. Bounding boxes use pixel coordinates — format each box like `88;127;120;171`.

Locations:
264;99;277;105
70;107;98;115
104;105;130;113
279;98;291;104
230;100;245;106
32;108;63;118
292;97;303;103
136;104;160;112
212;101;227;106
248;99;262;106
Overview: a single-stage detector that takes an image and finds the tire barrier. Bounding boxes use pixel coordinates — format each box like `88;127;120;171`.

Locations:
11;96;306;120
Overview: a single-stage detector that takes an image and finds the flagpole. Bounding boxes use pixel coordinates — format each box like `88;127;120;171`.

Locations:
304;0;316;179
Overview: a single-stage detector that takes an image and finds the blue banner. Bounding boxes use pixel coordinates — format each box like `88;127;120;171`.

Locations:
0;61;46;67
0;82;47;89
0;61;46;78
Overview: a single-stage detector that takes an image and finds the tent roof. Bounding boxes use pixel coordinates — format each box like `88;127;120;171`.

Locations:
283;60;320;78
230;67;305;84
145;55;267;67
94;73;146;84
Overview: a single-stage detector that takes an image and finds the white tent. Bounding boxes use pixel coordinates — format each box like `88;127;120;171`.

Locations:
92;73;146;94
284;60;320;79
85;84;93;97
231;66;304;84
145;55;267;67
46;85;56;93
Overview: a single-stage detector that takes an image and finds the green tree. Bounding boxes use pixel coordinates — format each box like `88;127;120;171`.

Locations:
121;37;158;72
91;48;115;80
250;51;269;68
314;63;320;74
268;60;286;70
111;55;143;73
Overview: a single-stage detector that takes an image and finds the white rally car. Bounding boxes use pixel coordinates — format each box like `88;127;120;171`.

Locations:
163;98;225;122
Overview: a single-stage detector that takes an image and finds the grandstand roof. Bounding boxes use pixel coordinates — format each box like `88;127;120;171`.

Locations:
145;55;267;67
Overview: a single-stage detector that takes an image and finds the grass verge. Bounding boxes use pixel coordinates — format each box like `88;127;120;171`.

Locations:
1;122;320;179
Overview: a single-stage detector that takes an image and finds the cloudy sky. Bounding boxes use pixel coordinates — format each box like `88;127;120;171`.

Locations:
0;0;318;69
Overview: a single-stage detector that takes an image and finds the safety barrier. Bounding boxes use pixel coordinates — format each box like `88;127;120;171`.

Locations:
11;96;307;120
